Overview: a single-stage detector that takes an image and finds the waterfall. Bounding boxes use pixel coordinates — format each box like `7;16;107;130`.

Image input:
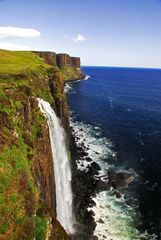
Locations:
38;98;74;235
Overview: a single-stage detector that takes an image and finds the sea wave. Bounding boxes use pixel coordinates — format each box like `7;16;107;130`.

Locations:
88;191;157;240
84;75;90;80
70;119;116;173
65;75;90;93
70;117;157;240
64;83;73;93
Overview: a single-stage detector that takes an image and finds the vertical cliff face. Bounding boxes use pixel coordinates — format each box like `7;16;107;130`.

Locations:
0;50;79;240
33;51;81;70
33;51;57;67
56;54;72;67
71;57;81;69
56;54;80;69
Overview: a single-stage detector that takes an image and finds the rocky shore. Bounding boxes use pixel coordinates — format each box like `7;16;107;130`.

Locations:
69;123;135;240
70;127;98;240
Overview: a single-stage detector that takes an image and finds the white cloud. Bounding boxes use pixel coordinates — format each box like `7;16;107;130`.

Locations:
73;34;86;43
0;42;32;50
0;26;41;38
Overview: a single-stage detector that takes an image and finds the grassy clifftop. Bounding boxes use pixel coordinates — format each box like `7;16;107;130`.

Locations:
0;49;51;76
0;50;69;240
0;50;55;103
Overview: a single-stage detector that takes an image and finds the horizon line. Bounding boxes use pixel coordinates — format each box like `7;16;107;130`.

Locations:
81;65;161;70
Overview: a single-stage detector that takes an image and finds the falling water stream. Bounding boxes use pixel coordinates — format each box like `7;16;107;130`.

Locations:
38;98;74;235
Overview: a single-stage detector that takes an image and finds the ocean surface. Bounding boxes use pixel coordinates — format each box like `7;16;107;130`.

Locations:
66;66;161;240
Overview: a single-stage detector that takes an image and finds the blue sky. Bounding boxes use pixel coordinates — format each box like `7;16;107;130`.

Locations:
0;0;161;68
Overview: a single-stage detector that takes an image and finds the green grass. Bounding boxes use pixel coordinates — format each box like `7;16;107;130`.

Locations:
0;94;43;239
0;139;36;239
0;49;70;240
0;80;53;239
60;65;82;81
0;49;51;77
35;216;48;240
0;49;54;103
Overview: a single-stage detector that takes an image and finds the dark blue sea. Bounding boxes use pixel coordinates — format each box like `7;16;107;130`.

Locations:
66;66;161;240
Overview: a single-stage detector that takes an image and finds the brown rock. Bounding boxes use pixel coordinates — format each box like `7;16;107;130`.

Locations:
33;51;57;66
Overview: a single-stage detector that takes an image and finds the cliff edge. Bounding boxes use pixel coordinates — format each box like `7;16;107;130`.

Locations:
0;49;81;240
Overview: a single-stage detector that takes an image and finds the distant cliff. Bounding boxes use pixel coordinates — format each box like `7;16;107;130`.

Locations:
33;51;80;69
56;54;80;69
0;49;83;240
34;51;84;81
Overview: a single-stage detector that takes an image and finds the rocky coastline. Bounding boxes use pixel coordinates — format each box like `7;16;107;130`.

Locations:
64;75;86;84
65;82;136;240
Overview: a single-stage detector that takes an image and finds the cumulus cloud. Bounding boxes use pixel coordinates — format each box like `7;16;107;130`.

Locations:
73;34;86;43
0;26;41;38
0;42;32;50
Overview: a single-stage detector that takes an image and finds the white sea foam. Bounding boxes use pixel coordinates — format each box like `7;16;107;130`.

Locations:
64;75;90;93
84;75;90;80
73;75;90;82
89;191;157;240
70;119;116;173
65;84;72;93
70;118;157;240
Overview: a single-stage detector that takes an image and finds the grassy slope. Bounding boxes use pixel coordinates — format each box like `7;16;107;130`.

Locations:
59;66;82;81
0;49;50;75
0;50;54;102
0;50;69;240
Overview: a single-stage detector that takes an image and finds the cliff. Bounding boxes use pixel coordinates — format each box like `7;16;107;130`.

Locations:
34;51;85;81
33;52;80;69
0;49;80;240
56;54;80;68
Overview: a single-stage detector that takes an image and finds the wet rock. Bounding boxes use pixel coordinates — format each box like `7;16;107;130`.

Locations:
70;132;98;239
88;210;95;217
88;198;96;207
108;170;134;189
112;190;122;199
87;166;99;176
91;162;101;171
86;157;93;162
95;179;110;191
77;146;82;151
93;236;98;240
98;218;104;224
81;151;88;157
95;151;99;155
81;142;85;148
